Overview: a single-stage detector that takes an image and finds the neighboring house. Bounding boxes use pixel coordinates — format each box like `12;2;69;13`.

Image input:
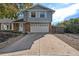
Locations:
0;19;14;31
0;4;55;33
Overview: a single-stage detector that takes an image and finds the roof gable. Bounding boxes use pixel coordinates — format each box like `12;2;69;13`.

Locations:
27;4;55;12
0;19;14;23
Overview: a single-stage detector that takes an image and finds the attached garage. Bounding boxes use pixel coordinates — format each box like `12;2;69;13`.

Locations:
30;23;49;32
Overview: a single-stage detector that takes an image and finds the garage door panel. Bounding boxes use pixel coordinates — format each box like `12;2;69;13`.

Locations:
30;23;49;32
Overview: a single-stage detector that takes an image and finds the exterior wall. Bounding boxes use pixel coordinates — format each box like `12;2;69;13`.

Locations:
49;23;52;33
10;23;12;30
13;23;19;32
47;11;52;21
19;23;24;32
24;11;29;21
11;23;14;30
28;11;51;22
0;23;11;30
23;22;30;32
24;9;52;23
27;18;51;23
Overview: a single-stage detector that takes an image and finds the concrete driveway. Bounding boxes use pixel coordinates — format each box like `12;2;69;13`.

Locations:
0;34;79;56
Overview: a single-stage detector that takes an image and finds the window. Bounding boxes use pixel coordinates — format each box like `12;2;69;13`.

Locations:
40;12;45;18
31;12;36;17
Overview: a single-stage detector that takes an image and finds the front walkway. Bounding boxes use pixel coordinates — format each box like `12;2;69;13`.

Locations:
0;34;79;56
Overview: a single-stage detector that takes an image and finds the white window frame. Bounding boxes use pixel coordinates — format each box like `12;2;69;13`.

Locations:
39;11;47;18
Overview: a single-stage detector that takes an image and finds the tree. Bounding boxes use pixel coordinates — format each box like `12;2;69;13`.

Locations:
0;3;33;19
0;3;19;19
57;18;79;33
17;3;33;10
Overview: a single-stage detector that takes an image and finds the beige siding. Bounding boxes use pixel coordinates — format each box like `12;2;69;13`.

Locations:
49;23;52;33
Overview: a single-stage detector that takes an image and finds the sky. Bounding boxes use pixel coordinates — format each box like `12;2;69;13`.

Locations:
41;3;79;25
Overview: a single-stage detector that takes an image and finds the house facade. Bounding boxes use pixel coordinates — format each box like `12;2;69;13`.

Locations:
0;19;14;31
0;4;55;33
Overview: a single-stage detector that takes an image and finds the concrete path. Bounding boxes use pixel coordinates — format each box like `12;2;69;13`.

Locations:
0;34;79;56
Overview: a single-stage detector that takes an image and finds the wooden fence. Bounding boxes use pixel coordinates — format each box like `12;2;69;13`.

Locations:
51;26;64;33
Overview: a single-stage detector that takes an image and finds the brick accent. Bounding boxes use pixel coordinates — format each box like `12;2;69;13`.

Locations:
13;23;19;32
49;23;52;33
23;22;30;32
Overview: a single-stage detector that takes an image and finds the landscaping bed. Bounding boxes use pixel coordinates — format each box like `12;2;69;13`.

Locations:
0;31;23;43
0;31;26;49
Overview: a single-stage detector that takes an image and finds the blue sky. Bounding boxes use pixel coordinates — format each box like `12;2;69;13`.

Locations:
41;3;79;25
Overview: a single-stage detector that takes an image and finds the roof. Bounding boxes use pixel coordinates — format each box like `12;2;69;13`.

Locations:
18;4;55;14
26;4;55;12
0;19;15;23
13;19;25;22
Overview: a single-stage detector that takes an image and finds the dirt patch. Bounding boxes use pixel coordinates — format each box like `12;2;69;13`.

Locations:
0;32;23;43
54;33;79;51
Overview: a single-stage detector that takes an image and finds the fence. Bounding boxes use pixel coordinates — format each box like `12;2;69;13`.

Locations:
52;26;64;33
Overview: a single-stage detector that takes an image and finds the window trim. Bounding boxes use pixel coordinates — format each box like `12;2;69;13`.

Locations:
39;11;46;18
31;11;36;18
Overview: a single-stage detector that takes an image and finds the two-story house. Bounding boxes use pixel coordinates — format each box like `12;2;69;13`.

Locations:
0;4;55;33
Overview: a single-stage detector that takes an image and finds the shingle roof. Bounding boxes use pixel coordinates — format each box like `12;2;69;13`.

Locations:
13;19;25;22
18;4;55;14
0;19;15;23
27;4;55;12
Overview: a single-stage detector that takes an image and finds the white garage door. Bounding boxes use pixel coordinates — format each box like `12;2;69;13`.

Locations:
30;23;49;32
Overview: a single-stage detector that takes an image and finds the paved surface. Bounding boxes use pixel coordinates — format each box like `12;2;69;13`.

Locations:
0;34;79;56
0;33;45;53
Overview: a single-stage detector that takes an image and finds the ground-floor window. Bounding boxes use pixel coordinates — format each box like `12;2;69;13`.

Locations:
1;24;11;30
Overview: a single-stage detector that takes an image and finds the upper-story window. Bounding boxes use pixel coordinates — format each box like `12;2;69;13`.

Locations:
31;11;36;18
40;12;45;18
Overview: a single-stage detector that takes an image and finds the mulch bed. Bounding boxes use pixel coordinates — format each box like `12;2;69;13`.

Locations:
0;32;21;43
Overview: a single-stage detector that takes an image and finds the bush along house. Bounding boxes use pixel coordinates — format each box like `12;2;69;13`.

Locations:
0;4;55;33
